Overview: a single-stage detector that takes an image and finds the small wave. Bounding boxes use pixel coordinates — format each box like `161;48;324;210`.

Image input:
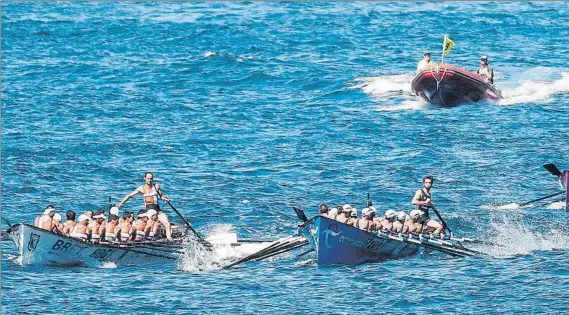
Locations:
547;201;566;210
204;51;217;58
499;72;569;106
480;203;532;211
149;13;202;24
357;74;415;95
376;99;427;112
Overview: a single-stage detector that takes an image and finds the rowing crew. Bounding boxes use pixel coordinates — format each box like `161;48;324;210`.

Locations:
319;204;443;236
318;175;446;236
34;205;171;243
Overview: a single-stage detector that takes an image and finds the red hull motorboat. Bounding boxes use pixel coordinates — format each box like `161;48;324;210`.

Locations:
411;63;502;107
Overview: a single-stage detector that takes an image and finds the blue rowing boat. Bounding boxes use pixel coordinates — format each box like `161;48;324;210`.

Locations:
298;215;420;265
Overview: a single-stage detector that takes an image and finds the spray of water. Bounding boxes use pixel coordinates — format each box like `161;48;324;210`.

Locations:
499;72;569;106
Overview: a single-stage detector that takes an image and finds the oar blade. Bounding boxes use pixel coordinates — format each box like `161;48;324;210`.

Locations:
292;206;309;222
544;162;562;177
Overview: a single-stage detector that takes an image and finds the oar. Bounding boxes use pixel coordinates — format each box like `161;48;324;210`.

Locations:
165;201;205;242
430;205;452;234
544;162;562;177
495;191;565;210
2;217;12;228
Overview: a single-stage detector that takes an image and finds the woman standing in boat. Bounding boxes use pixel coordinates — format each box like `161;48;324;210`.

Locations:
116;172;173;241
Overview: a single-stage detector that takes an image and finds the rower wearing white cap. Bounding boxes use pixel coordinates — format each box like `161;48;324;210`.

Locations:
51;213;64;235
408;209;443;235
134;210;149;241
70;215;90;241
327;207;339;219
392;211;410;233
89;213;107;244
356;207;376;232
110;206;120;217
35;205;56;231
377;210;398;232
335;204;353;224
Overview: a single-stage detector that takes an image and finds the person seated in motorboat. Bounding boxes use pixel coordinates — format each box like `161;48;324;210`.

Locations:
70;215;90;241
89;214;107;244
51;213;64;235
119;213;135;242
392;211;409;233
103;214;120;242
144;210;160;240
134;210;149;241
35;205;55;231
62;210;77;236
477;55;494;84
319;204;329;217
416;51;433;74
356;207;376;233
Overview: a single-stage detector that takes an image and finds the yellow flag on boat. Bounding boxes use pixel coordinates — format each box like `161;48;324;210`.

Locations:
443;35;456;55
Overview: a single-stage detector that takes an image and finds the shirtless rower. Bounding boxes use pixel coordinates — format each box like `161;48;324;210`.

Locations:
134;210;149;241
144;210;159;240
411;175;444;234
116;172;173;241
356;207;376;233
335;204;353;224
89;214;107;244
34;205;55;230
103;214;120;242
119;213;135;242
319;204;329;216
347;207;358;226
376;210;397;232
408;209;443;236
51;213;64;235
62;210;77;236
392;211;410;233
70;215;90;241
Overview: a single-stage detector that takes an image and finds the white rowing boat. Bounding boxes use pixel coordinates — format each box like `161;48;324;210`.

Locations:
8;223;184;267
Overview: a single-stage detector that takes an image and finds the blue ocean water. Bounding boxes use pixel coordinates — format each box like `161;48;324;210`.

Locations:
2;2;569;314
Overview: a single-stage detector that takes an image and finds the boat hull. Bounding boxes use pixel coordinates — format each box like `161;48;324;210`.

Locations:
8;224;180;267
299;216;419;265
411;63;502;107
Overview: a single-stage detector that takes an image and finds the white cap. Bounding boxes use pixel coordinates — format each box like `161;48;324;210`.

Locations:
93;214;107;220
480;55;488;60
342;205;353;213
329;208;338;216
397;211;407;221
146;209;157;217
369;206;377;213
44;207;55;215
362;207;375;217
137;212;149;218
110;206;119;216
78;214;89;222
53;213;62;222
350;208;358;218
410;209;423;219
385;210;396;219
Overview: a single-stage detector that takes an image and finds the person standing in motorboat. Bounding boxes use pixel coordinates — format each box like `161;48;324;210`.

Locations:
116;172;173;241
477;55;494;84
416;51;433;74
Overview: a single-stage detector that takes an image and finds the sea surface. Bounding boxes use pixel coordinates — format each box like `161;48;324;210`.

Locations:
2;2;569;314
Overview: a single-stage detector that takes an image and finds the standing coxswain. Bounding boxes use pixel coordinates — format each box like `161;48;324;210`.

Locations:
116;172;173;241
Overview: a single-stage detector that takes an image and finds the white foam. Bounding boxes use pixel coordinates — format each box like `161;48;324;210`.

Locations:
481;217;569;258
204;52;217;58
357;74;415;95
499;72;569;106
547;201;566;210
99;262;117;269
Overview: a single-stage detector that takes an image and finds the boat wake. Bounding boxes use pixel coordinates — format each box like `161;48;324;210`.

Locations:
480;216;569;258
355;74;428;111
499;71;569;106
178;224;273;272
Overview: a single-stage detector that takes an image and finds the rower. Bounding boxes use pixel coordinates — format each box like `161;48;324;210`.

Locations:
116;172;173;241
327;207;339;219
62;210;77;236
377;210;397;232
51;213;64;235
392;211;410;233
104;214;120;242
347;207;358;226
34;205;55;231
144;209;159;240
119;213;135;242
70;215;90;241
408;209;443;236
411;175;445;232
356;207;376;232
319;204;329;216
89;214;107;244
335;204;353;224
134;210;149;241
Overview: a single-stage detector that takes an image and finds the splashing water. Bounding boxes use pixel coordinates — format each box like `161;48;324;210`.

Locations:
356;74;415;95
499;72;569;106
482;216;569;258
547;201;566;210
